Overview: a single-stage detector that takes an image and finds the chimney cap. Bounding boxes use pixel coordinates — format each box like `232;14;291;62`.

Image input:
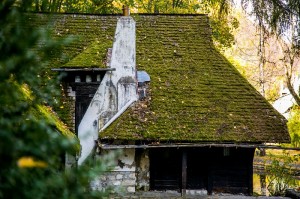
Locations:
122;5;130;16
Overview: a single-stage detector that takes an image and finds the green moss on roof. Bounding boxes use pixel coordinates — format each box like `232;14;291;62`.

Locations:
100;15;290;143
24;13;117;68
26;13;290;143
20;84;80;153
37;105;80;154
37;105;77;140
63;39;112;68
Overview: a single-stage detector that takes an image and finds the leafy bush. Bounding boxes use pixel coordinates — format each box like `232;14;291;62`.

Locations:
0;1;114;198
266;151;298;196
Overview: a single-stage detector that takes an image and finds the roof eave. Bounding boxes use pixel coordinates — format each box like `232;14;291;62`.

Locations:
99;142;295;150
51;67;116;72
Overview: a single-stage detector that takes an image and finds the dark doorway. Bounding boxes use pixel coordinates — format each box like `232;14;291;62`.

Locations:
186;148;212;190
149;148;181;191
149;147;255;195
210;147;254;194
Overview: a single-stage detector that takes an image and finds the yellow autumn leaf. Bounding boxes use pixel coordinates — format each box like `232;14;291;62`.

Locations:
17;157;47;168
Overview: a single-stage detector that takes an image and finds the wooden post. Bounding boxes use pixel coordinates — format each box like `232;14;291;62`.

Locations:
181;150;187;196
207;168;213;195
248;162;254;195
248;148;255;195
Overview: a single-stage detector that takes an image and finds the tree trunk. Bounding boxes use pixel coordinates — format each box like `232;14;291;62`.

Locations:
286;76;300;106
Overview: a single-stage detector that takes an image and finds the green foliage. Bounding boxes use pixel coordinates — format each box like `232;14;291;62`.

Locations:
133;0;201;13
265;81;281;102
210;17;237;50
266;151;298;196
0;1;114;198
287;106;300;148
18;0;121;13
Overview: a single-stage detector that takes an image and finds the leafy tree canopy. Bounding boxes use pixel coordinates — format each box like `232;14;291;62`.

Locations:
242;0;300;39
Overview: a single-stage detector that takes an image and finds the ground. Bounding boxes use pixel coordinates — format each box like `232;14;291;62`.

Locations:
107;191;291;198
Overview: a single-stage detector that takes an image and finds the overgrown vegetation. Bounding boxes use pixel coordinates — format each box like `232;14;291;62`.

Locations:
0;1;116;198
266;151;299;196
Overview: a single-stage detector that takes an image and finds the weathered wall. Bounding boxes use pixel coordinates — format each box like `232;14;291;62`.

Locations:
92;148;139;193
91;147;151;194
135;148;150;191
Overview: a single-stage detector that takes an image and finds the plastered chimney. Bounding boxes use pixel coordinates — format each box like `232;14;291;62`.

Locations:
77;15;137;165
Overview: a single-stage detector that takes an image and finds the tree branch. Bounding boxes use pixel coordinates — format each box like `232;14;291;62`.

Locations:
286;74;300;106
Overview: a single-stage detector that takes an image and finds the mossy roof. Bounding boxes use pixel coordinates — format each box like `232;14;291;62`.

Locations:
26;13;290;143
20;84;80;153
63;39;112;68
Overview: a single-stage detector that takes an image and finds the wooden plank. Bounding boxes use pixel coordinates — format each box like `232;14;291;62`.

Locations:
181;150;187;196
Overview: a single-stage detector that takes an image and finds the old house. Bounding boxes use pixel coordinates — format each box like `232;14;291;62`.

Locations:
28;10;290;196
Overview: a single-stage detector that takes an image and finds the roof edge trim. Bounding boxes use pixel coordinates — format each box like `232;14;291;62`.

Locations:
51;68;116;72
25;12;208;17
99;143;298;150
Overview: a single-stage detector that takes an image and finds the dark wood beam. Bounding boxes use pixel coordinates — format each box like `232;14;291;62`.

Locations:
51;68;116;72
99;143;300;151
181;150;187;196
248;148;255;195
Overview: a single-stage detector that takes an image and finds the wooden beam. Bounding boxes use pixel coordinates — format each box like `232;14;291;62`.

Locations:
51;68;116;72
99;143;300;151
181;150;187;196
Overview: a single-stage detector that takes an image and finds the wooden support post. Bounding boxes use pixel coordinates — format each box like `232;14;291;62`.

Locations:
248;162;254;195
181;150;187;196
207;171;213;195
248;148;255;195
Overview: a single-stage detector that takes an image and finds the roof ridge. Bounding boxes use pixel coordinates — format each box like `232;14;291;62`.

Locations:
25;12;208;17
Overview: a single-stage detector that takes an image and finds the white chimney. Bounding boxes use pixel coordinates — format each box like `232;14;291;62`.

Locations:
77;16;137;165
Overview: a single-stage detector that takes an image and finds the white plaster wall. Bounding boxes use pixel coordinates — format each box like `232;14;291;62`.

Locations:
273;76;300;119
78;17;137;165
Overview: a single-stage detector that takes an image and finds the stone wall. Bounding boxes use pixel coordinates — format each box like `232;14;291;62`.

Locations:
92;170;136;193
92;148;137;193
92;148;151;194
